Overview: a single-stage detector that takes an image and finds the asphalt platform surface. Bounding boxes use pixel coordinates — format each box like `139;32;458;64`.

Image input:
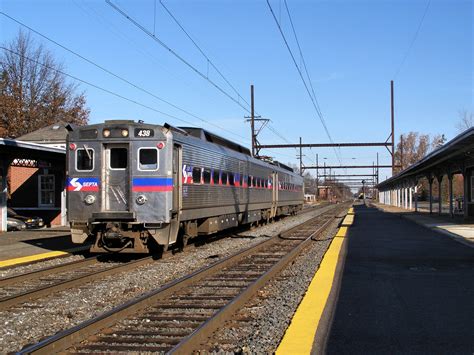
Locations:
325;204;474;354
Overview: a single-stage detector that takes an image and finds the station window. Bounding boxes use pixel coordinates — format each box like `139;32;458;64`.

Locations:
138;148;158;171
203;168;211;184
76;148;94;171
110;148;127;169
212;170;219;185
39;175;55;207
192;167;202;184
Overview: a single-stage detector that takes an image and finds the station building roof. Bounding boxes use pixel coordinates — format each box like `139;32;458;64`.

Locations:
377;127;474;190
0;138;65;164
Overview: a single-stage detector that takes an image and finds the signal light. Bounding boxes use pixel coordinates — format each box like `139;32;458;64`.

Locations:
121;129;129;137
157;142;165;149
69;143;77;151
103;129;111;137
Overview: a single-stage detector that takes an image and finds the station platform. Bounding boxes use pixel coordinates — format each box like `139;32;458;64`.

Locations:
371;202;474;247
278;203;474;354
0;227;88;268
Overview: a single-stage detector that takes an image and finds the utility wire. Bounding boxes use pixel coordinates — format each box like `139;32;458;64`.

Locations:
393;0;431;80
0;11;250;143
283;0;321;119
105;0;251;114
159;0;251;110
0;46;204;130
266;0;342;164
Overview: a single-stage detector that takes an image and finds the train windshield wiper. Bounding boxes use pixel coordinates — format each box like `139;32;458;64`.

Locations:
83;144;92;161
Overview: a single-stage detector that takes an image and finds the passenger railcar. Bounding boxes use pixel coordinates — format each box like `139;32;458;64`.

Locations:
67;120;304;253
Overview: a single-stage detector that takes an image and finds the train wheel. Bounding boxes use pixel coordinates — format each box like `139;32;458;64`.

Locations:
178;234;190;252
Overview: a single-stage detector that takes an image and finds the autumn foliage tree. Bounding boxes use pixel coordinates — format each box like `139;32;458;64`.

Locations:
0;31;89;138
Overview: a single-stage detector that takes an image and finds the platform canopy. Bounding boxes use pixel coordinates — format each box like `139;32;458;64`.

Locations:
377;127;474;190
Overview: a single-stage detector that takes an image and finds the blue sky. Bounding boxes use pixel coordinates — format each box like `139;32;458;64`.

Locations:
1;0;472;183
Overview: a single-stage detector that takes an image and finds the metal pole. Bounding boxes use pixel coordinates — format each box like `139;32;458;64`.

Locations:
250;85;255;157
299;137;303;176
316;153;319;199
391;80;395;175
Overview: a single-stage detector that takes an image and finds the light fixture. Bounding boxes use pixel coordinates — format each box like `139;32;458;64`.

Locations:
103;129;111;137
136;195;147;205
84;195;96;205
69;143;77;151
121;129;129;137
157;142;165;149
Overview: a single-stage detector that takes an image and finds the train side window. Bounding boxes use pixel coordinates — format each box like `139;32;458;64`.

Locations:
221;171;228;185
228;172;235;186
138;148;158;171
110;148;127;169
192;167;202;184
76;148;94;171
212;170;219;184
203;168;211;184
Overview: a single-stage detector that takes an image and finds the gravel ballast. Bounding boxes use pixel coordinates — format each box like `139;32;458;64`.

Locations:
0;203;339;353
205;214;344;353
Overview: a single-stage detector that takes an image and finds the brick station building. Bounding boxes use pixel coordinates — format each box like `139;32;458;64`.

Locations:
0;122;70;230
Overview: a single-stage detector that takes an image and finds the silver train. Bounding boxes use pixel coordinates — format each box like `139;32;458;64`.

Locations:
67;120;304;253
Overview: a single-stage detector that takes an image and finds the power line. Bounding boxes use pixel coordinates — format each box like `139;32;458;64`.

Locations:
159;0;251;111
0;11;250;143
266;0;342;164
283;0;321;119
0;46;204;129
393;0;431;79
105;0;251;114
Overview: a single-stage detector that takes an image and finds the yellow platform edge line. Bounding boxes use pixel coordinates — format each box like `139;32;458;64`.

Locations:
276;208;352;355
0;250;69;268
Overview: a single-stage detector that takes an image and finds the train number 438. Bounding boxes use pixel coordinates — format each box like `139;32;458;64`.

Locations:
135;129;154;137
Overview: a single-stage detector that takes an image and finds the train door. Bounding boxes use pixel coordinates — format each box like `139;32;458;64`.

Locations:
102;144;129;211
172;144;182;214
271;172;278;218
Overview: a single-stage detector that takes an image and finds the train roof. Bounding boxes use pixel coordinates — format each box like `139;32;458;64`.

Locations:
177;126;251;156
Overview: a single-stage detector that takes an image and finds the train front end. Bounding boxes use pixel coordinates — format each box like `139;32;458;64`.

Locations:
67;120;178;253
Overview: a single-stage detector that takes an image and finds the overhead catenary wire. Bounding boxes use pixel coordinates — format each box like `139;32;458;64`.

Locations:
105;0;252;114
393;0;432;80
0;46;206;129
266;0;342;165
159;0;252;111
0;11;252;143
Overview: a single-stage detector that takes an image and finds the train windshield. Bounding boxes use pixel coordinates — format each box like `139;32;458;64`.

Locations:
76;148;94;171
110;148;127;169
138;148;158;170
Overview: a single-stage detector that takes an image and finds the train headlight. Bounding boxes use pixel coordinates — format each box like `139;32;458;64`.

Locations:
121;129;129;137
136;194;147;205
84;194;96;205
103;129;111;137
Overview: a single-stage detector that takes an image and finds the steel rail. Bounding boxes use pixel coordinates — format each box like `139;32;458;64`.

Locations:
0;256;100;287
0;256;154;311
19;203;348;354
170;216;338;354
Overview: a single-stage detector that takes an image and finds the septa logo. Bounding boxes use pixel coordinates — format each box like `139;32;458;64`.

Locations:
67;177;99;191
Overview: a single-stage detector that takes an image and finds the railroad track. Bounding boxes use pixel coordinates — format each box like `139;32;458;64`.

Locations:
19;203;349;354
0;256;154;311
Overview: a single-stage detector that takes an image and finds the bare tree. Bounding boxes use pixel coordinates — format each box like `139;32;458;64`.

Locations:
0;30;89;138
394;132;431;172
456;109;474;132
431;134;447;149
